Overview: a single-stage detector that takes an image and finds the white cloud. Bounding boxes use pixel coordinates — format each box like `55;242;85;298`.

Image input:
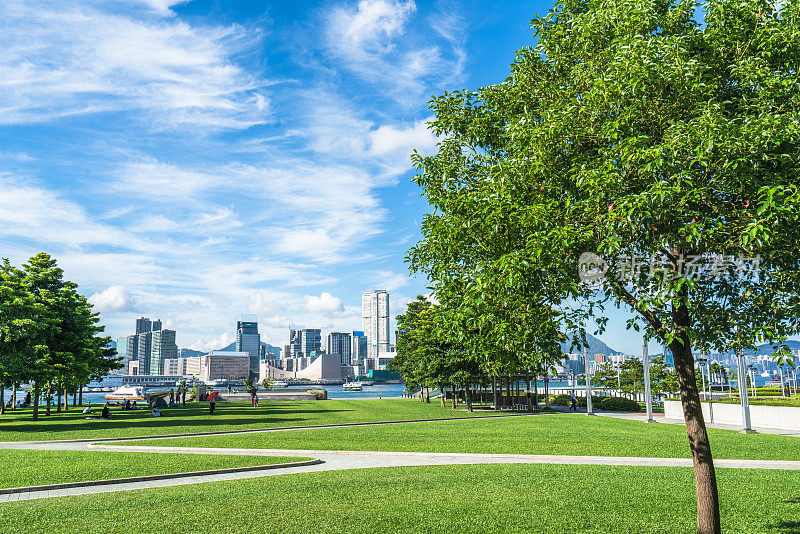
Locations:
188;332;234;352
131;0;190;16
323;0;464;101
333;0;416;52
368;117;437;157
304;292;345;315
89;285;134;313
249;291;286;316
0;0;266;129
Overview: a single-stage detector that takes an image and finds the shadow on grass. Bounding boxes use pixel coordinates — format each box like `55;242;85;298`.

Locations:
0;404;355;438
770;521;800;533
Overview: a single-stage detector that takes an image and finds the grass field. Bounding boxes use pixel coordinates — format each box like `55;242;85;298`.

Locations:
0;449;306;489
0;400;491;441
130;411;800;461
0;463;798;533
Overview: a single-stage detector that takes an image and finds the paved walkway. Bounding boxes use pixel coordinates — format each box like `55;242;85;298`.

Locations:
3;411;800;502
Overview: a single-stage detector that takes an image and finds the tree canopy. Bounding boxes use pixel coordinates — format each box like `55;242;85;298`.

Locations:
0;253;120;419
408;1;800;532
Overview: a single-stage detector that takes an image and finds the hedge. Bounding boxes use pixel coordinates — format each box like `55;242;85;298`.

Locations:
599;396;641;412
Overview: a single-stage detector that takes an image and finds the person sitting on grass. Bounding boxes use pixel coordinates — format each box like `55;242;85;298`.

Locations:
101;403;111;419
132;401;138;409
151;407;161;417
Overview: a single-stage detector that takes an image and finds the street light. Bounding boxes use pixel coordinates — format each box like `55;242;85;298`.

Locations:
735;345;755;433
643;336;655;423
697;356;708;400
747;364;758;397
584;348;594;415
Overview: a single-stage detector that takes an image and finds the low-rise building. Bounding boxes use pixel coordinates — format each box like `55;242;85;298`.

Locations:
200;351;249;382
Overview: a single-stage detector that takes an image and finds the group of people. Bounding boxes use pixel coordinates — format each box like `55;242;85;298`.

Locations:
4;391;32;409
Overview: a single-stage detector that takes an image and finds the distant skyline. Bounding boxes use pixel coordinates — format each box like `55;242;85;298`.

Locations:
1;0;676;356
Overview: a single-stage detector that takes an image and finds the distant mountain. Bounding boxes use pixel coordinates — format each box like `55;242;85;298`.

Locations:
709;340;800;359
560;333;621;356
179;348;204;358
219;341;283;357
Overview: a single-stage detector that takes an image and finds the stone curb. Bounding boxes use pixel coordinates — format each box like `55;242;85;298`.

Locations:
0;458;322;495
2;413;536;445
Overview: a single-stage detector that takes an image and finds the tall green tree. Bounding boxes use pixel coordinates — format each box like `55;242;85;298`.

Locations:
410;1;800;532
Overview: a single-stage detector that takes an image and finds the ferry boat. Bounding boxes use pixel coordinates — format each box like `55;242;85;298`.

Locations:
105;385;171;401
343;381;363;391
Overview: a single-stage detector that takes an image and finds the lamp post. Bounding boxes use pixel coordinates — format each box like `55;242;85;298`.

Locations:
748;364;757;397
697;356;707;400
584;348;594;415
643;336;655;423
735;345;755;433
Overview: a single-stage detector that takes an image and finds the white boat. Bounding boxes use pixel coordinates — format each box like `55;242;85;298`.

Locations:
272;381;289;388
343;381;363;391
105;385;171;401
105;386;147;401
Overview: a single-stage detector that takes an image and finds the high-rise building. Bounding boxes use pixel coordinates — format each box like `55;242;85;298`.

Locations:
152;319;162;332
288;326;303;359
136;332;152;374
362;289;390;358
135;317;151;334
115;336;132;371
301;328;322;357
150;329;177;375
236;316;260;379
327;332;352;366
125;335;138;365
351;331;367;364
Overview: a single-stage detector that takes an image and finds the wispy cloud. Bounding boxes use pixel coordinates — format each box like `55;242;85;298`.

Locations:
323;0;465;102
0;0;266;129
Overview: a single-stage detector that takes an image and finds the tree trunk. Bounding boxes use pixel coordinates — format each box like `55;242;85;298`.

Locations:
33;382;40;421
451;384;457;409
525;376;532;412
492;377;499;411
506;378;511;410
534;374;539;409
11;383;17;410
545;375;550;408
57;380;62;413
465;382;473;412
426;387;430;403
671;299;721;534
440;385;445;408
73;384;77;407
45;382;52;416
79;385;83;406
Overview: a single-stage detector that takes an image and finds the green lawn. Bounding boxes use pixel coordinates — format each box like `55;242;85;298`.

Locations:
1;464;798;533
0;400;493;442
0;450;307;489
130;411;800;461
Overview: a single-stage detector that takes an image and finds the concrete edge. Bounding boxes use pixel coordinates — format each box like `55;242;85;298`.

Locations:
1;413;537;445
0;458;321;495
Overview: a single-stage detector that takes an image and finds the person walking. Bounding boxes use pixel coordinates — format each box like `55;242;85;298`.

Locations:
169;389;175;404
570;389;577;412
209;399;216;415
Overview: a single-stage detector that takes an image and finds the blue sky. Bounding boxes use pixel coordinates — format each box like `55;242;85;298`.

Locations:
0;0;652;354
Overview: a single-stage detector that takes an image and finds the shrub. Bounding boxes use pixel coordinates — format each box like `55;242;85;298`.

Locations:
578;395;608;407
599;396;641;412
550;394;571;406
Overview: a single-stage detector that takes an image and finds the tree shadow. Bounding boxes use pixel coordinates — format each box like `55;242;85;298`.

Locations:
769;520;800;533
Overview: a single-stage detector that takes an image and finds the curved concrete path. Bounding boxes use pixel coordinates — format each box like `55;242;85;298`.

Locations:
4;414;800;502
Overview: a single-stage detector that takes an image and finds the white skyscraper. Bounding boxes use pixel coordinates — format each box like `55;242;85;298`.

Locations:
362;289;390;358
